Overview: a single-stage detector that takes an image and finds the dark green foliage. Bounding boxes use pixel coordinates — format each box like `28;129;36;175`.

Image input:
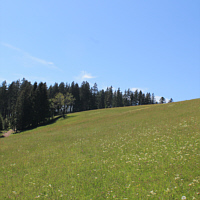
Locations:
159;97;166;104
105;87;113;108
97;90;105;109
80;81;91;111
0;114;3;130
0;81;8;119
15;85;32;130
0;78;168;131
70;82;81;112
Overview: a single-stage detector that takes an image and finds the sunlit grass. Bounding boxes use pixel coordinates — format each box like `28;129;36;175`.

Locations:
0;99;200;199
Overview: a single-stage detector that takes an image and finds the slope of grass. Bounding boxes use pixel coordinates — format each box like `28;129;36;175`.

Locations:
0;99;200;199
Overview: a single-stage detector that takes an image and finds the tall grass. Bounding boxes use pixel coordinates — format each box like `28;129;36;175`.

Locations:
0;99;199;199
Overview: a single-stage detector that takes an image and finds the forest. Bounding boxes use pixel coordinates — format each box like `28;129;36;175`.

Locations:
0;78;171;131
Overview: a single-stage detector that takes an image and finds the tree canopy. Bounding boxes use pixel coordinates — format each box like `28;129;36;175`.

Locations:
0;78;170;131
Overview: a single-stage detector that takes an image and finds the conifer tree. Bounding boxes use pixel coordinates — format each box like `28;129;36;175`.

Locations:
0;81;8;119
80;81;90;111
138;90;143;105
116;88;123;107
97;90;105;109
70;82;80;112
59;82;65;94
0;114;3;131
15;85;32;130
159;97;166;104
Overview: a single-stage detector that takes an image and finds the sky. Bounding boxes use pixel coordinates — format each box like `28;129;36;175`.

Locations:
0;0;200;102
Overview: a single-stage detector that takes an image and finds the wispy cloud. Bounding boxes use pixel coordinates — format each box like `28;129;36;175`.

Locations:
75;71;96;82
2;43;22;52
2;42;62;71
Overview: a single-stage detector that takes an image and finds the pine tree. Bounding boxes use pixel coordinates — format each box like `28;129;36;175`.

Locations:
90;83;98;109
105;86;113;108
8;80;20;130
15;85;32;130
168;98;173;103
80;81;90;111
70;82;80;112
31;82;38;127
151;93;155;104
0;81;8;119
138;90;143;105
145;93;151;105
116;88;123;107
52;83;59;97
159;97;166;104
37;82;49;123
97;90;105;109
0;114;3;131
59;82;65;94
112;90;117;107
133;90;138;105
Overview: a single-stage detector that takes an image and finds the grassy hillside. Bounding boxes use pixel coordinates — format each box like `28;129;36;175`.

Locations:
0;99;199;199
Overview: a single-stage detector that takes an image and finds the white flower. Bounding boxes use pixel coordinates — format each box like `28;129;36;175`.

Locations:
181;196;186;200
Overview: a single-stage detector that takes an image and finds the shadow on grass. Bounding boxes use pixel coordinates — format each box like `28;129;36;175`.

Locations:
1;114;76;137
20;115;76;133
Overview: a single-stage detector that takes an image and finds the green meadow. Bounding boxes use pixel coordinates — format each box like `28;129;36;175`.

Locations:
0;99;199;199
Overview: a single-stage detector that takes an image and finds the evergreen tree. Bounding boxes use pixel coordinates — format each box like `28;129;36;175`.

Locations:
142;93;145;105
0;114;3;130
151;93;155;104
48;85;53;99
0;81;8;119
91;83;98;109
123;90;129;106
52;83;59;97
138;90;143;105
133;90;138;105
145;93;151;105
80;81;90;111
37;82;49;123
70;82;80;112
105;86;113;108
7;80;20;129
15;85;32;130
116;88;123;107
97;90;105;109
31;82;38;127
59;82;65;94
112;90;117;107
168;98;173;103
159;97;166;104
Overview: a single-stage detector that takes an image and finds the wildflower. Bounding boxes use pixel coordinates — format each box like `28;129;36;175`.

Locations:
150;190;156;195
181;196;186;200
165;188;170;193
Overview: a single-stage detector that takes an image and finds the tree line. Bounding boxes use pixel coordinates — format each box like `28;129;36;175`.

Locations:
0;78;172;131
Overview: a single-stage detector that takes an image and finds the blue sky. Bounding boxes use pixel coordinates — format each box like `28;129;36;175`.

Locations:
0;0;199;102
